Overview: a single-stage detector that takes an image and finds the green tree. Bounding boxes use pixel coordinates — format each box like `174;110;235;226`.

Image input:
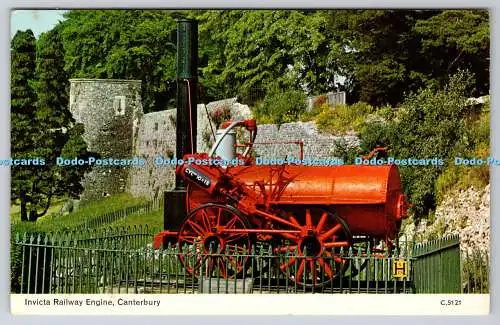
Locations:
59;10;177;112
326;9;489;106
25;27;74;221
254;87;307;125
50;9;489;114
198;10;336;101
11;27;90;222
326;10;433;106
10;30;37;221
413;10;489;97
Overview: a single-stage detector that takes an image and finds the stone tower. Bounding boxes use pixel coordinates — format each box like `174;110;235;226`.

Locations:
69;79;143;201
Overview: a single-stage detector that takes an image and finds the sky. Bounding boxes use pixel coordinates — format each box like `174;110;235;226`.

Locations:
10;10;67;39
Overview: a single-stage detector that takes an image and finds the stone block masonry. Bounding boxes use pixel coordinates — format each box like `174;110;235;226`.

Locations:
69;79;143;201
254;121;359;161
128;109;177;200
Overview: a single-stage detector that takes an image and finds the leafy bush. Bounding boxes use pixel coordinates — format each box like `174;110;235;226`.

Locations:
253;88;307;125
316;102;374;134
329;138;361;164
375;105;397;120
357;71;480;219
435;104;490;202
462;250;489;293
390;72;474;218
358;120;392;153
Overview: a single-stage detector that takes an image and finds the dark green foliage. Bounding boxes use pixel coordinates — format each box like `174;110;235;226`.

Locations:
59;10;177;112
50;9;489;110
26;27;74;221
435;101;490;202
10;30;37;118
59;123;93;199
326;9;489;106
198;10;334;100
413;10;490;97
10;235;23;293
10;30;37;221
253;87;307;125
329;138;361;165
10;27;89;222
35;26;72;131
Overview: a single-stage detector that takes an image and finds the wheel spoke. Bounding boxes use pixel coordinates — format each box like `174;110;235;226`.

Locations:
224;215;239;229
316;212;328;232
296;260;306;281
276;245;297;253
216;207;222;227
179;235;196;244
189;253;208;272
324;241;350;248
280;257;296;271
200;210;211;231
289;216;301;227
324;250;346;265
319;224;341;240
305;209;312;227
227;244;248;255
186;220;205;237
317;258;334;278
224;232;247;243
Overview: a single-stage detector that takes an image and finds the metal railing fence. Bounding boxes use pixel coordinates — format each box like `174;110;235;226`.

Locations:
11;229;488;295
12;228;412;294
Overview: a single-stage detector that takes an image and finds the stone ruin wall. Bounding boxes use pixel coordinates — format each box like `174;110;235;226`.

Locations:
254;122;359;161
69;79;143;201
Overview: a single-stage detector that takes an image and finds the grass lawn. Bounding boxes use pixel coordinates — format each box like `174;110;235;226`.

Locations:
109;208;163;231
11;193;148;234
10;197;67;224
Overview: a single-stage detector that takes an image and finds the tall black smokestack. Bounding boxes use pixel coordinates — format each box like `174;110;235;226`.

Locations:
163;19;198;233
175;19;198;190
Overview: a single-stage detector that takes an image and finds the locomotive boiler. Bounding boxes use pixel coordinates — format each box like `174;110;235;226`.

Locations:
154;119;409;287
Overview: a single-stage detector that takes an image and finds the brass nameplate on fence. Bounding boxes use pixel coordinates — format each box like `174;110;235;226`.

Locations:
392;259;408;278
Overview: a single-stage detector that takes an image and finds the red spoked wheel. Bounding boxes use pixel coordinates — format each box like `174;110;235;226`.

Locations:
276;208;352;288
178;203;252;279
